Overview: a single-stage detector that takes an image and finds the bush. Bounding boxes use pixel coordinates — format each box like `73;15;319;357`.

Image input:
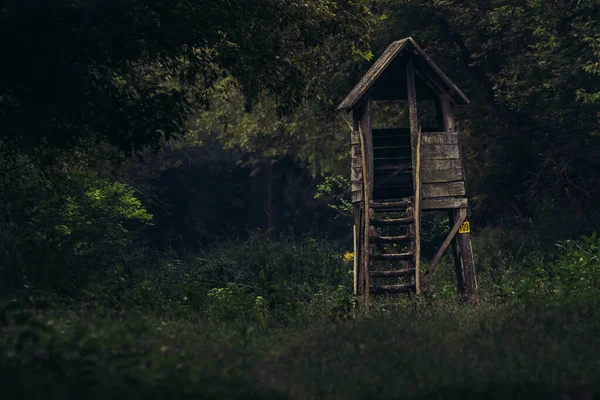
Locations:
516;232;600;299
0;155;152;296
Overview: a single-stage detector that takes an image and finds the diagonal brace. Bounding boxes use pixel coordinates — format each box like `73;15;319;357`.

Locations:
422;212;467;286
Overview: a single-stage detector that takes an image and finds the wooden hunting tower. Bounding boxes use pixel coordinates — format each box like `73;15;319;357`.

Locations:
337;38;478;305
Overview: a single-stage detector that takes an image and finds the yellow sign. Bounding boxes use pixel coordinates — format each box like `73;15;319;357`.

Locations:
459;221;471;234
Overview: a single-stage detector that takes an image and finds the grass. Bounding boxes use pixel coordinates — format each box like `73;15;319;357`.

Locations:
2;297;600;399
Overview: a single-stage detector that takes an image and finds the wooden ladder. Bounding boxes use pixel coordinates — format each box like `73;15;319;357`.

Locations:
367;198;420;295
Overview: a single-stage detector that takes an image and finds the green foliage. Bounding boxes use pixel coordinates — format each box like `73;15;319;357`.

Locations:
516;233;600;299
0;0;374;156
376;0;600;226
314;175;352;218
179;233;352;324
0;155;152;294
190;78;351;177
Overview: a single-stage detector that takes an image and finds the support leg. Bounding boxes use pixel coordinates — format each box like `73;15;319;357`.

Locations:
450;208;478;303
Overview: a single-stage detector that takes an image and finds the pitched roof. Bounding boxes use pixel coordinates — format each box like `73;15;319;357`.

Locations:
336;37;469;112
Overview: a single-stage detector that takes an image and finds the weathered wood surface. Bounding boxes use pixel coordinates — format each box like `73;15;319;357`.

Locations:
336;37;469;113
421;159;463;170
337;39;409;112
370;233;412;243
421;169;463;183
422;197;468;210
450;208;478;303
353;224;358;295
351;109;363;203
408;41;470;104
422;212;466;285
371;216;414;226
371;252;413;261
370;268;415;278
370;199;411;209
361;99;374;199
421;133;458;145
421;144;460;160
414;124;422;293
359;118;371;310
422;181;465;198
440;95;456;132
440;94;478;303
370;284;416;294
354;204;364;295
407;58;421;293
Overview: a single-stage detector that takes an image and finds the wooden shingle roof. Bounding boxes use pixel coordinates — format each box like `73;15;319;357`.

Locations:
336;37;469;112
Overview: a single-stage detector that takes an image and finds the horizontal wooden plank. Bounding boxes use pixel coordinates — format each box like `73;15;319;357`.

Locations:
371;252;414;261
422;182;465;198
371;216;414;226
421;144;460;160
370;284;416;294
351;189;363;203
421;133;459;145
422;197;468;210
421;159;463;170
370;268;416;278
370;234;412;243
370;200;411;209
421;169;463;183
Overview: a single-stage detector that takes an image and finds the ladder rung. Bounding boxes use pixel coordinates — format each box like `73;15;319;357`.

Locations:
370;268;416;278
371;217;414;226
371;234;412;243
370;200;412;210
370;252;413;261
370;284;416;294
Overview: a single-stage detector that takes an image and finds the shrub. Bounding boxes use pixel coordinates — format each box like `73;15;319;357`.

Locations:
517;232;600;299
0;155;152;296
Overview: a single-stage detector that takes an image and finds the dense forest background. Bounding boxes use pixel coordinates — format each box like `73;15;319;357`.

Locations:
1;1;600;399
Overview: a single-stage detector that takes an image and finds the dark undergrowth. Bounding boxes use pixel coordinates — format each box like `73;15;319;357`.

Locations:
1;231;600;399
1;297;600;399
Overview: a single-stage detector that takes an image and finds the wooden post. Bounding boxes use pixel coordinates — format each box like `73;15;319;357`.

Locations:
359;122;371;310
353;224;358;295
354;204;364;295
450;209;478;303
351;108;364;297
352;99;373;310
440;93;478;303
351;109;363;203
362;99;374;199
439;95;456;133
406;58;421;294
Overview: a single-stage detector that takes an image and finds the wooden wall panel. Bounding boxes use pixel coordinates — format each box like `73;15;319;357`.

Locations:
421;169;463;183
422;197;468;210
421;144;460;160
421;159;463;170
421;133;459;145
422;181;466;198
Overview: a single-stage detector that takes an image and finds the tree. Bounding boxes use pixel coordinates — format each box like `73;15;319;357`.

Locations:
0;0;373;156
374;0;600;235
